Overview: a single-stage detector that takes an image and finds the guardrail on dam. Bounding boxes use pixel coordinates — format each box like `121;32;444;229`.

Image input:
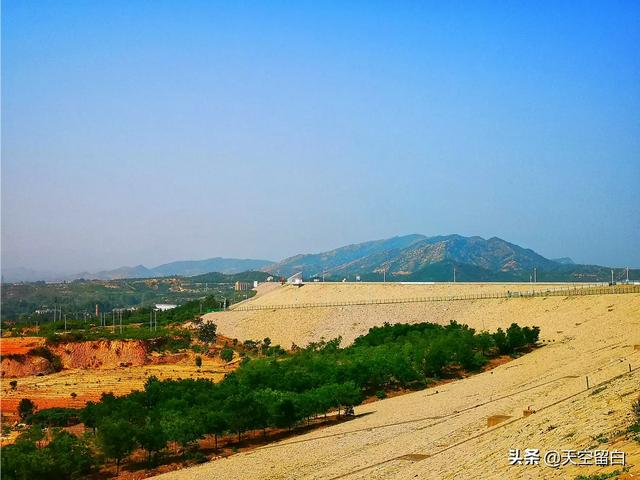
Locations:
231;284;640;312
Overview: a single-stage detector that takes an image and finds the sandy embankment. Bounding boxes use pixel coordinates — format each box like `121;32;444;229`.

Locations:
161;284;640;480
203;282;611;348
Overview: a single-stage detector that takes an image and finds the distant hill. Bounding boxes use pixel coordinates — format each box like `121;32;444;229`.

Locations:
189;271;273;283
264;234;637;282
0;258;275;282
1;267;66;283
551;257;575;265
73;257;274;281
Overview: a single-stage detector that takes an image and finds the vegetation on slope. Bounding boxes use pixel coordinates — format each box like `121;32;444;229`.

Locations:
1;321;539;478
0;274;262;324
3;295;235;343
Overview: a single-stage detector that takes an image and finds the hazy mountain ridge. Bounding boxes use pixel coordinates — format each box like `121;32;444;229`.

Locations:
4;235;635;283
2;258;274;282
79;258;274;281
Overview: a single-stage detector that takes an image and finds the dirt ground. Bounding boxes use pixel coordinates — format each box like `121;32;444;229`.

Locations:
0;350;231;418
203;282;608;348
154;284;640;480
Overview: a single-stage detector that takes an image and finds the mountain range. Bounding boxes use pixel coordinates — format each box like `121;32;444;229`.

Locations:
3;235;636;283
263;234;636;283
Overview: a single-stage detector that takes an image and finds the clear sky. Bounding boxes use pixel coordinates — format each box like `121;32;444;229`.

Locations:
2;1;639;275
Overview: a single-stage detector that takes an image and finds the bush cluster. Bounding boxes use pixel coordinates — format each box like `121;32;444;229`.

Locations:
1;428;93;480
2;321;539;477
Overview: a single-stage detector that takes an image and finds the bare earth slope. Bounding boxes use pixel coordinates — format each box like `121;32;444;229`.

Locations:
203;283;602;347
155;285;640;480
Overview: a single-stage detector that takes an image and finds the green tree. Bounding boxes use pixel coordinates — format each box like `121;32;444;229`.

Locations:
45;429;93;479
197;322;217;343
493;328;510;354
96;418;136;474
80;402;98;433
475;331;495;356
522;326;540;344
136;419;166;465
203;410;228;449
17;399;35;422
274;397;297;431
506;323;527;352
220;347;234;362
161;411;202;449
0;428;92;480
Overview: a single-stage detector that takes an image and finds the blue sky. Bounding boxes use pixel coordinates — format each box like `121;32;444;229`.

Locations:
2;1;639;273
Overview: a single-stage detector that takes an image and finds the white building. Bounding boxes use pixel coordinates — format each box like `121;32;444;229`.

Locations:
287;272;304;285
155;303;177;311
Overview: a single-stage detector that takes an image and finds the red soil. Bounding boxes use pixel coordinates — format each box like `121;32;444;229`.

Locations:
51;340;149;370
1;339;150;378
1;395;101;416
0;337;46;355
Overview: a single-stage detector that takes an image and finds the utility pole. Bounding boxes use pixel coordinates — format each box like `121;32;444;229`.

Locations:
626;267;629;283
453;266;456;283
534;267;537;283
611;269;614;285
64;314;67;333
150;310;153;330
383;268;386;283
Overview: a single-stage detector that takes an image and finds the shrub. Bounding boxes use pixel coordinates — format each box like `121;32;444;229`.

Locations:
197;322;217;344
220;348;234;363
506;323;527;352
29;408;80;427
195;355;202;368
522;326;540;344
18;398;36;421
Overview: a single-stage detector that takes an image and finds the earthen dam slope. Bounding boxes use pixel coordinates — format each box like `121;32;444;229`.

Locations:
155;283;639;479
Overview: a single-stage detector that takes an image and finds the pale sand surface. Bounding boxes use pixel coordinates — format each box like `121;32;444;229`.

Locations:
205;282;610;348
154;286;640;480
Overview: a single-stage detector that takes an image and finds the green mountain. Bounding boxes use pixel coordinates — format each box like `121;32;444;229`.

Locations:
264;234;638;282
